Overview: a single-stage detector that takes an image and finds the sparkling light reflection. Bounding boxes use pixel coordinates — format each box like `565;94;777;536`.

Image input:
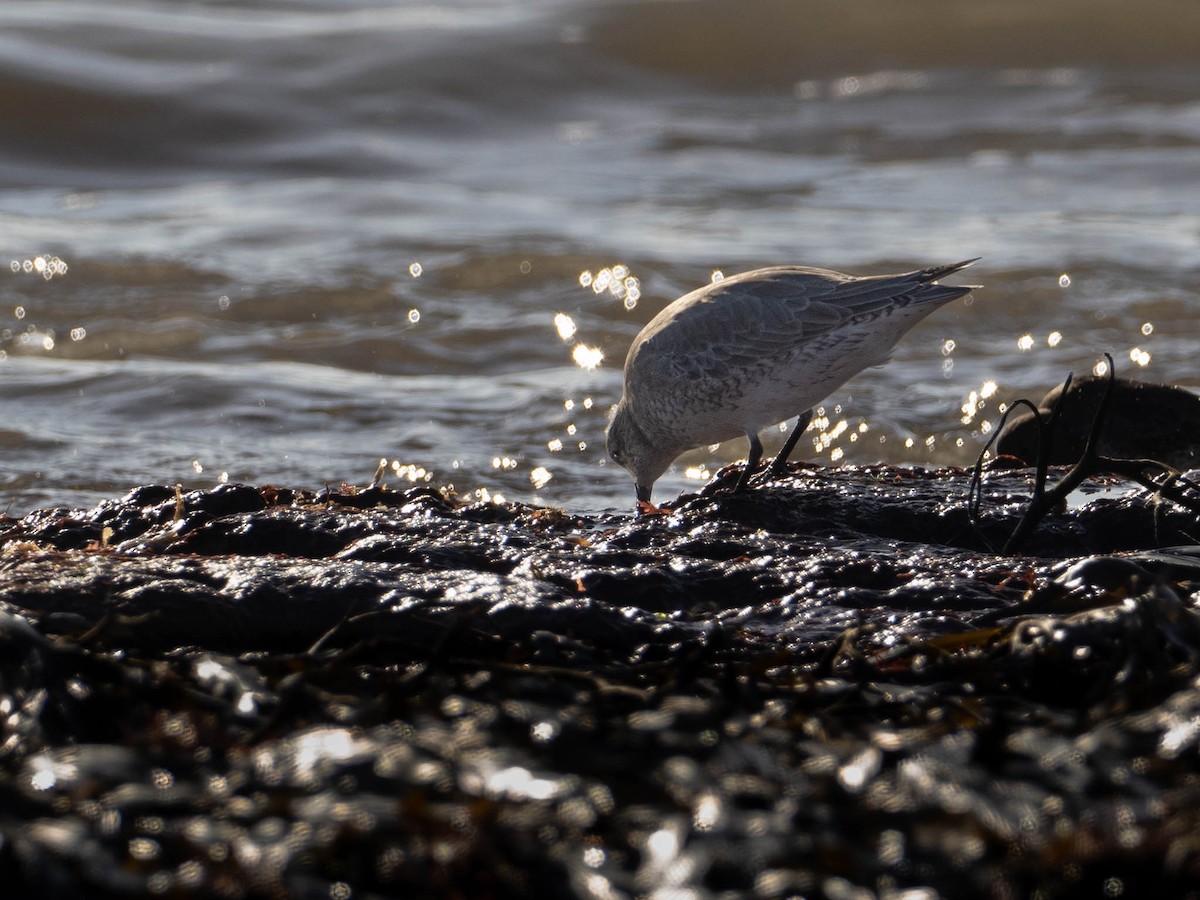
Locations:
1129;346;1151;367
553;313;577;340
9;255;68;280
578;264;640;306
391;460;431;482
571;343;604;370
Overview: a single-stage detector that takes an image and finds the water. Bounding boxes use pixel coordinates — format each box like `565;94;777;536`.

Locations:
2;0;1198;514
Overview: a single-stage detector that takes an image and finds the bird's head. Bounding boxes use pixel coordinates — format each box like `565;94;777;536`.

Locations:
606;401;675;504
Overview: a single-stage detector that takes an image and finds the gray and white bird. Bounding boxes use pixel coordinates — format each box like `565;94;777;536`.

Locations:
606;259;979;504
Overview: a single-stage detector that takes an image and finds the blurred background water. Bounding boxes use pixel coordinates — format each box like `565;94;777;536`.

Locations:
1;0;1197;514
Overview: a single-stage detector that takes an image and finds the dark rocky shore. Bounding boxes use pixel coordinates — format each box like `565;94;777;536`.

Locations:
3;465;1200;898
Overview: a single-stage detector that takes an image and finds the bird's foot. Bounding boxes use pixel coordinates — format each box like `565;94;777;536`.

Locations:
701;460;765;495
753;459;793;486
753;458;820;487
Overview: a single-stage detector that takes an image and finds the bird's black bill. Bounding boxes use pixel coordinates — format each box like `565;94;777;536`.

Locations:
635;484;652;503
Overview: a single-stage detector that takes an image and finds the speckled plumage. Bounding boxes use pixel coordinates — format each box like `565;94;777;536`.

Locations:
607;260;979;502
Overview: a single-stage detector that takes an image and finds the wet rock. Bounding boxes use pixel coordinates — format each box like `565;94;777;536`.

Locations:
996;376;1200;468
0;468;1199;897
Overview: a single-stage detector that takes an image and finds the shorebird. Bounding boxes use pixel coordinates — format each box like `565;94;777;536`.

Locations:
606;259;979;504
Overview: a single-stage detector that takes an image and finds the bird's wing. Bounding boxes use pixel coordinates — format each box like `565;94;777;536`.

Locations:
627;264;972;389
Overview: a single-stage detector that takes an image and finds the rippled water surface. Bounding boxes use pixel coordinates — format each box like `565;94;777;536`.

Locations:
2;0;1198;513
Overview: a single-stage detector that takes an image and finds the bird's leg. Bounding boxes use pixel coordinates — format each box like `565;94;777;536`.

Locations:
733;432;764;492
763;409;814;480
